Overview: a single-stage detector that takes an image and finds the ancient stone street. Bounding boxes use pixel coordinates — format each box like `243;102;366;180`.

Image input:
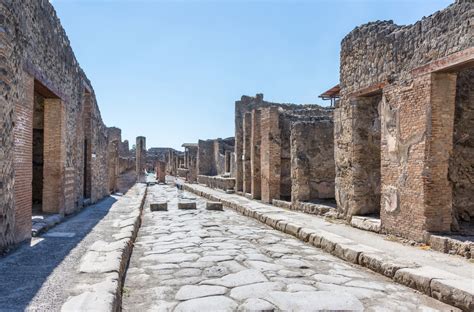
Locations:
122;184;456;311
1;1;473;311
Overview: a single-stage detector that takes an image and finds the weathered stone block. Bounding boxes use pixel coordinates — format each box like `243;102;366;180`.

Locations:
206;202;223;211
178;201;197;210
150;202;168;211
430;278;474;311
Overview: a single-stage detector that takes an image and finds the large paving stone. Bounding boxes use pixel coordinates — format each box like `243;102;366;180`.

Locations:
174;295;238;312
265;291;364;311
79;250;123;273
230;282;284;300
175;285;227;300
238;298;275;312
201;269;268;287
245;260;285;272
141;253;200;263
61;291;115;312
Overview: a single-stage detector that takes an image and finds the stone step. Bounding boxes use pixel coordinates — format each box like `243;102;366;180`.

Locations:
150;202;168;211
206;201;223;211
178;201;197;210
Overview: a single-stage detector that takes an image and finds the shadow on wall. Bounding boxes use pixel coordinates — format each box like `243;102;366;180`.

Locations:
0;196;117;311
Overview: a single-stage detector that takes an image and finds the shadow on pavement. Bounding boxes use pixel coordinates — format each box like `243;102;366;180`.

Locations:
0;196;118;311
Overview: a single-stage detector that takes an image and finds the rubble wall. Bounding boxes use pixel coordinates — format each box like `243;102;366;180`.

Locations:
291;120;335;203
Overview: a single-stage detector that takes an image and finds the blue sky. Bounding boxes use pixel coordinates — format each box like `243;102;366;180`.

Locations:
52;0;452;150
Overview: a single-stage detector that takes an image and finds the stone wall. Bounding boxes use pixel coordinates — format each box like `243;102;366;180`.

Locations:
335;0;473;241
291;120;335;204
236;94;334;204
0;0;122;252
197;139;216;176
197;138;235;177
197;175;236;191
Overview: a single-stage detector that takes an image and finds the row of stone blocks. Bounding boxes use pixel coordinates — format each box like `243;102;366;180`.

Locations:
150;201;223;211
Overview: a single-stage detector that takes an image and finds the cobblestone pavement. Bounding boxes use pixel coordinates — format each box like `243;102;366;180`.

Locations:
122;184;457;312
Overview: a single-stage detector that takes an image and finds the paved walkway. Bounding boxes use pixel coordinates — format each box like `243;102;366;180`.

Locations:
122;184;456;311
0;185;145;312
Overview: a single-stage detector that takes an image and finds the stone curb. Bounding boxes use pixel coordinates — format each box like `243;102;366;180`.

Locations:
182;183;473;311
61;184;148;312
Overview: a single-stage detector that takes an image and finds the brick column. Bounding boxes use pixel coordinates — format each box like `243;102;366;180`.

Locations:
242;112;252;194
43;98;66;214
13;73;34;242
235;101;244;191
380;73;457;241
424;72;457;233
260;107;281;203
251;109;262;199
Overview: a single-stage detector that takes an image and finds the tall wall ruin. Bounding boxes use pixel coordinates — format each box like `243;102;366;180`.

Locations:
235;94;334;204
335;0;473;241
136;136;147;183
0;1;132;253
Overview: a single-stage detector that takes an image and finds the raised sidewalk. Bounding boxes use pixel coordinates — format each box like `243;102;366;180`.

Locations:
182;183;474;311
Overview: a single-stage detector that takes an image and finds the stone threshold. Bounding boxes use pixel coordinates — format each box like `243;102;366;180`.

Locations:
182;183;474;311
350;216;381;233
61;184;148;312
32;214;64;237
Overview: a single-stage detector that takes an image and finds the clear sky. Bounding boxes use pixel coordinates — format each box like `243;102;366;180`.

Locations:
52;0;453;150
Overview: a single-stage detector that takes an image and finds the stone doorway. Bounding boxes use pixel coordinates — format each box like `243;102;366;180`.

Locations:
32;80;65;215
32;92;45;214
449;68;474;233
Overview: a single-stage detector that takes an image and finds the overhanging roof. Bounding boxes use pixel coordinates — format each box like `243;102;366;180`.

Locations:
319;84;340;100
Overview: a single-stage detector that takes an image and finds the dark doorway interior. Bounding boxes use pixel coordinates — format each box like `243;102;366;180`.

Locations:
32;92;45;214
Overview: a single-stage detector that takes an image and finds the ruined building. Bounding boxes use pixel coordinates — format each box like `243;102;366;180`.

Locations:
0;1;133;253
235;94;334;211
196;137;235;191
334;0;473;242
180;143;198;182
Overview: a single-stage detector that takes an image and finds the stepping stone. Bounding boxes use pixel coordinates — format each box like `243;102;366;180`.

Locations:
206;201;223;211
150;202;168;211
178;201;196;210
